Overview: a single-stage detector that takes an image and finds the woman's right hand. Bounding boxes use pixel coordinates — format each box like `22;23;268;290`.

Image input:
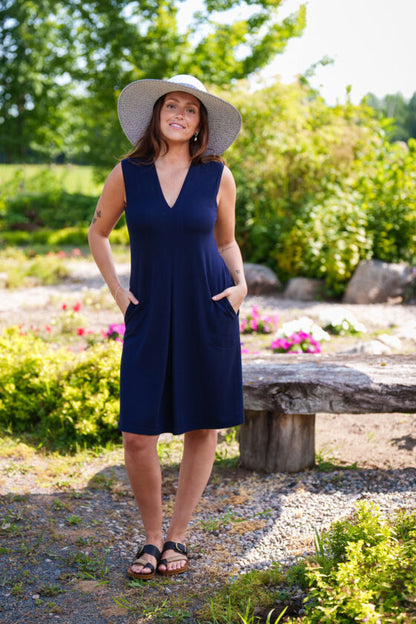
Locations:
114;286;139;317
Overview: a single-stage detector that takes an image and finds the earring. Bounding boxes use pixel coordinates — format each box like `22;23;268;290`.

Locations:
193;132;198;142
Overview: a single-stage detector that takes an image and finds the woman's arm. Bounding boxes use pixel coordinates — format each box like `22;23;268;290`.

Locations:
88;163;138;315
212;166;247;313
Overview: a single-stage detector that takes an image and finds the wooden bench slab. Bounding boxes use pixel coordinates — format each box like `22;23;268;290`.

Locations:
241;354;416;473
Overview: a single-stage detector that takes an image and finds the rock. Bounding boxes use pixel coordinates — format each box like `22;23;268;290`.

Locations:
343;260;415;304
340;340;392;355
377;334;402;350
394;325;416;342
284;277;325;301
243;263;281;295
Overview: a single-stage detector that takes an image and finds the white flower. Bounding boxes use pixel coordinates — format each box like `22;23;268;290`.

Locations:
319;308;366;333
275;316;331;342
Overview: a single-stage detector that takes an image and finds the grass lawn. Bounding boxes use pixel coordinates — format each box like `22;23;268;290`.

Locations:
0;163;105;196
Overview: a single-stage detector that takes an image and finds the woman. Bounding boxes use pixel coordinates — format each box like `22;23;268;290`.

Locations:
88;74;247;579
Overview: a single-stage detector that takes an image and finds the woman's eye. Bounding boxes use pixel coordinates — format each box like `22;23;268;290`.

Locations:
166;103;175;109
187;108;197;114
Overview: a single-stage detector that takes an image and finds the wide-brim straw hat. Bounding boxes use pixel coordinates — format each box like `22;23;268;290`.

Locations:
117;74;242;155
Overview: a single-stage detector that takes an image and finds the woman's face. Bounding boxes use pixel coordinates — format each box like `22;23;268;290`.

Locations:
159;91;201;145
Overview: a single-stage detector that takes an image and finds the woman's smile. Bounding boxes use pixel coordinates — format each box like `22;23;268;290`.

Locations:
160;91;200;142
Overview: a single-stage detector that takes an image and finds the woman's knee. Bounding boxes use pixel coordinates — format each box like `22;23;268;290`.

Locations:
184;429;218;445
123;432;158;456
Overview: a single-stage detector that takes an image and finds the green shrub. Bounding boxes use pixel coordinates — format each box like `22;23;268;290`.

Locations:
0;226;89;248
0;248;70;288
0;164;125;232
355;139;416;264
2;191;98;230
0;327;122;450
298;502;416;623
225;82;416;290
272;188;373;294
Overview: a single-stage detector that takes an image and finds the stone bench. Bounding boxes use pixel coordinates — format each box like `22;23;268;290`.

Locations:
241;354;416;473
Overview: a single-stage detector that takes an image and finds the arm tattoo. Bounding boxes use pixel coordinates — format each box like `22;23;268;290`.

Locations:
92;209;102;224
236;269;241;274
219;244;234;255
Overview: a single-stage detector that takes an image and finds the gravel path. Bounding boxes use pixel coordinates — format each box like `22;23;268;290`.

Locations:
1;455;415;624
1;262;416;623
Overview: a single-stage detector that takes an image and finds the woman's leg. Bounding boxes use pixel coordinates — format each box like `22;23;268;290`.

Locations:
123;432;163;573
158;428;218;573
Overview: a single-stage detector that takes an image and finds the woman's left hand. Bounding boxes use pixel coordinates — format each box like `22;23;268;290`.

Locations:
212;283;247;314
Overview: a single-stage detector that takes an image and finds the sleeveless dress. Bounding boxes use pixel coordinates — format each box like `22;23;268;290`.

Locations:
119;158;244;435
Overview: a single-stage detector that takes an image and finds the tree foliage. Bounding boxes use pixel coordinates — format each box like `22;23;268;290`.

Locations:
226;81;416;293
0;0;73;161
366;90;416;142
0;0;306;164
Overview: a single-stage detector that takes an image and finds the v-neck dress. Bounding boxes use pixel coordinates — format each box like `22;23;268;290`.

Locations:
119;158;244;435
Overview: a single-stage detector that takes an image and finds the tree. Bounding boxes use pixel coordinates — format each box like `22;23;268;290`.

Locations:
405;92;416;139
0;0;306;164
0;0;73;161
365;91;416;142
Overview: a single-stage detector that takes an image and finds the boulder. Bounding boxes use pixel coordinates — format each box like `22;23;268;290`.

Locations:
343;260;415;304
339;340;392;356
243;263;281;295
377;334;402;350
284;277;325;301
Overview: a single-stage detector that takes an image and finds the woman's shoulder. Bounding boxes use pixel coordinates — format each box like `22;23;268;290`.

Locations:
120;158;154;181
195;159;225;174
121;157;151;168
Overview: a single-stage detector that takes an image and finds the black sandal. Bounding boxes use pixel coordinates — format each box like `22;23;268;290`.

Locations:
127;544;161;580
158;541;189;577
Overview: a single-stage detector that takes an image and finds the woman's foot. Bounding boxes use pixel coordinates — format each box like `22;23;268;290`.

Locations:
158;541;189;576
127;543;162;579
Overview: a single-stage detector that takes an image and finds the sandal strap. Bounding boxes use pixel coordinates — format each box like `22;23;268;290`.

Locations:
159;554;187;567
131;556;155;574
162;541;188;556
136;543;162;560
131;543;161;572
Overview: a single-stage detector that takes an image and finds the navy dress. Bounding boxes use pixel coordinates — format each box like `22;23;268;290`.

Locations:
119;158;244;435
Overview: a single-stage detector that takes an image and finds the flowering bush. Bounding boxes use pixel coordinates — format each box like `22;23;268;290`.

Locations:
271;331;321;354
54;301;87;334
0;326;121;450
240;305;279;334
270;316;330;354
275;316;330;343
240;342;260;355
319;309;366;336
0;248;69;289
106;323;125;342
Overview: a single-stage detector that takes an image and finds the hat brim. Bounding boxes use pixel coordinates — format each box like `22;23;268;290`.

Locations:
117;79;242;155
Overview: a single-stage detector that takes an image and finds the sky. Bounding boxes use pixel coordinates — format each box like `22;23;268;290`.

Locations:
178;0;416;104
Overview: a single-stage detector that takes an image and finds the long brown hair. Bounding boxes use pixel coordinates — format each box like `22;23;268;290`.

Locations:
123;94;224;165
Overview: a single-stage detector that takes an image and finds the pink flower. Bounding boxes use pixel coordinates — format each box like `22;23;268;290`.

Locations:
77;327;86;336
107;323;126;342
240;319;247;332
73;302;82;312
44;325;52;333
62;303;67;310
71;248;82;257
57;250;66;258
251;305;260;318
250;319;258;331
